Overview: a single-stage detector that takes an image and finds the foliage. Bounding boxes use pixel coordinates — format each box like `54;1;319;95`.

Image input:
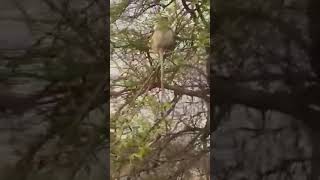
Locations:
110;0;210;179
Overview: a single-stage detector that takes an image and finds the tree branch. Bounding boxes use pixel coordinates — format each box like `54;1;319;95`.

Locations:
213;78;320;130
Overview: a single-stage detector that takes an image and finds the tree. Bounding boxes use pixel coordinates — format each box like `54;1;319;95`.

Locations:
110;0;210;179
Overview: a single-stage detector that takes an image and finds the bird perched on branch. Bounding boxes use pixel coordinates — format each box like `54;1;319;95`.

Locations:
150;16;175;104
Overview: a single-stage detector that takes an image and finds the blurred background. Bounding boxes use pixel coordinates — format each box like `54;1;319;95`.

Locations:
0;0;108;179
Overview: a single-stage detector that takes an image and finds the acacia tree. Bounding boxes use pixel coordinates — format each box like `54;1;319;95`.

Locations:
110;0;210;179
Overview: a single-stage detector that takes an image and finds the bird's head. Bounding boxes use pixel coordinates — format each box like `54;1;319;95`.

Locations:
154;16;171;31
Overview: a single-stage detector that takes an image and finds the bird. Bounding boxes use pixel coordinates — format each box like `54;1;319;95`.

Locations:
150;16;175;105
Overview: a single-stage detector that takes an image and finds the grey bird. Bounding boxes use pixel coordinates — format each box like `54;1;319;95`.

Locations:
150;16;175;104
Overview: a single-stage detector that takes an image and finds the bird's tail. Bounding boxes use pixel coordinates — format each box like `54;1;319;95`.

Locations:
160;50;164;105
158;50;166;119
